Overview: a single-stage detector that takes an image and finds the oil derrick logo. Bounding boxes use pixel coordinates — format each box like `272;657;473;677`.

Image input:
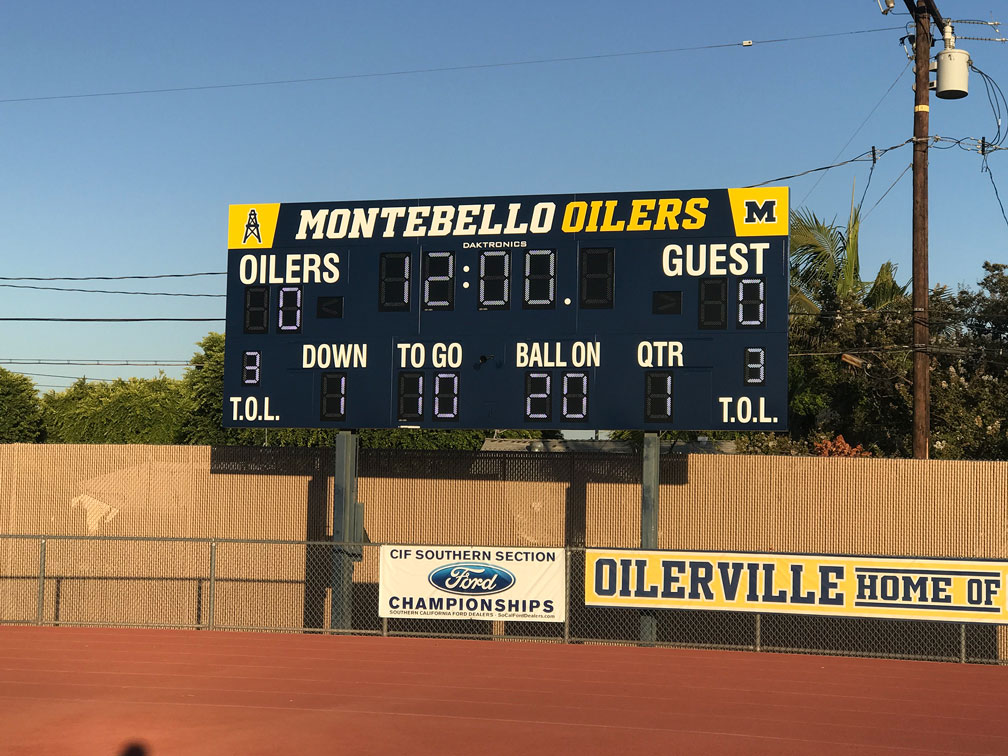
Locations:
243;208;263;244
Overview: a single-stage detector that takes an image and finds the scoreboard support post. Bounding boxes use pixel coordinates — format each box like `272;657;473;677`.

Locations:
639;432;660;645
330;431;362;631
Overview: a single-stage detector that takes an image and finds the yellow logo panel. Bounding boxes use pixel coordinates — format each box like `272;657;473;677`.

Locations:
228;203;280;249
727;187;789;237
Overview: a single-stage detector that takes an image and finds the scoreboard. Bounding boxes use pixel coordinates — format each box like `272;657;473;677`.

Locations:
222;188;789;431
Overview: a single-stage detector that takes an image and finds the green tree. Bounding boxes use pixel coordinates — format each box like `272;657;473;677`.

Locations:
928;262;1008;459
789;203;908;317
175;332;253;445
786;292;917;454
42;374;186;444
782;197;918;454
0;367;45;443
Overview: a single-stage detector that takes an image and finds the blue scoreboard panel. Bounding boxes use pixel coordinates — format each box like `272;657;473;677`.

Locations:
222;188;789;431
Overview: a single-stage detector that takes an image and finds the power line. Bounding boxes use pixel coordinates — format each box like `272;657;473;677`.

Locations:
0;317;223;322
0;360;193;366
749;139;912;187
862;161;912;220
971;63;1008;149
751;133;1002;204
858;147;879;209
790;346;913;356
0;130;996;293
0;28;904;106
0;283;225;297
798;59;912;207
6;370;118;383
8;341;1004;376
0;272;224;281
789;309;912;320
981;154;1008;231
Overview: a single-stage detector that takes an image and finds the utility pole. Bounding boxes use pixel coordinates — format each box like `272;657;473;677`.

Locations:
896;0;990;457
910;0;934;459
903;0;949;459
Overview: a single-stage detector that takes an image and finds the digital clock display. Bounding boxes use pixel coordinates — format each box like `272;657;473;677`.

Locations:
222;188;789;430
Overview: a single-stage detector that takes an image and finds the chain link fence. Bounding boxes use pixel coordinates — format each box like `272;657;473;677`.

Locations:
0;534;1001;664
2;444;1006;662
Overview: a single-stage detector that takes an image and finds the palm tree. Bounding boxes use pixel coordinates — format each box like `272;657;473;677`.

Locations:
789;196;908;316
786;191;915;449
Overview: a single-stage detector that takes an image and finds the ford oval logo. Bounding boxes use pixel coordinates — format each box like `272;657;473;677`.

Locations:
428;562;515;595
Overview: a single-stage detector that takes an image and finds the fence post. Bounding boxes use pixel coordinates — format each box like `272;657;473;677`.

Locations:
754;613;762;652
960;623;966;663
35;539;47;626
207;540;217;631
639;433;659;645
563;548;571;645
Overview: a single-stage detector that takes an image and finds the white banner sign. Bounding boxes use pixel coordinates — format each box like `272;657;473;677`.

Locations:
379;545;566;622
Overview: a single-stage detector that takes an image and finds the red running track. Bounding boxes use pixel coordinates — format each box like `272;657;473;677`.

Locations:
1;626;1007;755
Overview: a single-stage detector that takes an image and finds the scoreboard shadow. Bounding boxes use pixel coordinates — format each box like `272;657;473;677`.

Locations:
209;445;998;660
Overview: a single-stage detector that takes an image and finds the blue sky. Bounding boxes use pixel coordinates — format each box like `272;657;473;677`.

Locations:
2;1;1007;392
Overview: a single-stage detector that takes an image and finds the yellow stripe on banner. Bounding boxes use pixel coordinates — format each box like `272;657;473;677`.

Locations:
915;105;930;112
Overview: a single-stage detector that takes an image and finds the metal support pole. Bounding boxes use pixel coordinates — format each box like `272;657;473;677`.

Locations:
912;0;932;459
207;540;217;631
960;624;967;663
330;431;359;632
754;613;762;652
639;433;659;644
35;539;47;626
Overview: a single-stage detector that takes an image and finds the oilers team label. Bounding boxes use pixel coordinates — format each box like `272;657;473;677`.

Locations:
379;545;566;622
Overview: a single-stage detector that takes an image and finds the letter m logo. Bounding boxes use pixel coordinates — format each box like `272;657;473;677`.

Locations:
728;188;787;236
744;199;777;225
